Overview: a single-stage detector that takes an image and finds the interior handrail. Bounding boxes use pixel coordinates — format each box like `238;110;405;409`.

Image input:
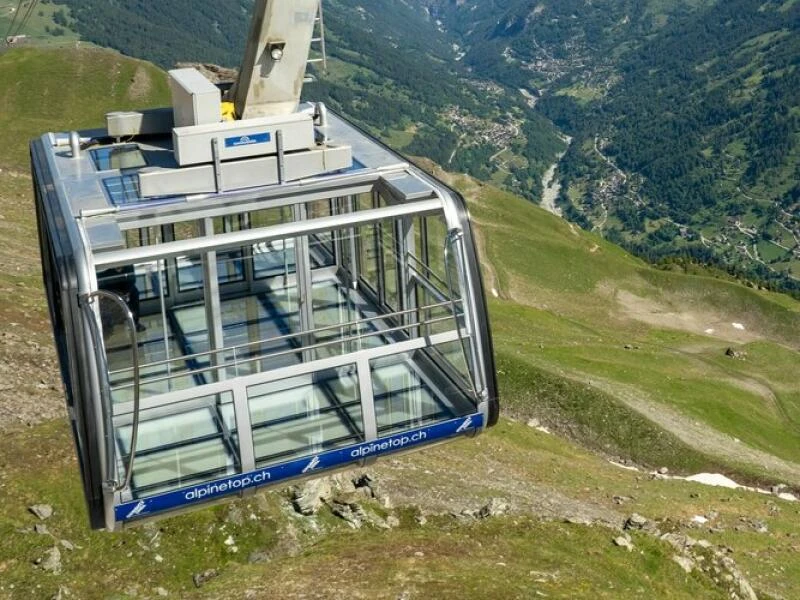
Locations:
81;290;141;493
406;254;451;296
107;301;462;389
108;298;460;375
443;228;480;400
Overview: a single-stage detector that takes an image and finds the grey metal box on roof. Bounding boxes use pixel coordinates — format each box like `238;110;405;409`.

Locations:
85;218;126;252
169;68;222;128
381;174;434;201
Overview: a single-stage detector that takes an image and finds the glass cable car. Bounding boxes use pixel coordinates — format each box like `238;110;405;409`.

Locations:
31;0;497;531
31;107;498;530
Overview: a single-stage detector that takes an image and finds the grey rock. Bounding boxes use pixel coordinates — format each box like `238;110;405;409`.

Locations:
29;504;54;520
225;505;244;526
415;514;427;526
672;555;695;574
661;532;688;551
725;347;746;359
352;473;375;495
60;540;74;551
331;497;367;528
192;569;219;588
478;498;509;519
332;473;357;495
291;478;333;516
613;536;634;552
51;587;70;600
34;523;49;535
248;550;270;564
624;513;649;530
526;418;541;428
658;467;669;475
386;515;401;529
353;472;391;503
40;546;62;574
155;588;168;597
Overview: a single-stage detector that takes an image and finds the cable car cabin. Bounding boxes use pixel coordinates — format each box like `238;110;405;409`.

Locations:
30;98;498;530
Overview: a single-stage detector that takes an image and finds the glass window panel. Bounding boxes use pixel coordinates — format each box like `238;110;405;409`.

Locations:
338;227;354;278
431;340;473;392
413;217;425;263
357;224;379;292
176;251;244;290
219;285;302;376
425;215;448;285
114;392;238;497
253;238;297;280
356;192;374;212
172;220;204;242
250;205;293;228
310;280;385;358
91;145;147;171
217;250;245;285
415;285;455;337
103;175;141;207
310;231;336;269
177;255;204;292
370;349;475;437
135;260;168;301
307;199;332;219
96;258;203;402
381;220;399;310
248;365;363;467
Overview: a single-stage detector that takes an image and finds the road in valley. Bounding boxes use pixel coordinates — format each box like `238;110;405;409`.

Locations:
540;135;572;217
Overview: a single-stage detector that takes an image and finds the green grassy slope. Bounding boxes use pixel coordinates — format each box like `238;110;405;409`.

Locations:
0;47;170;169
0;1;80;44
445;172;800;473
1;47;799;598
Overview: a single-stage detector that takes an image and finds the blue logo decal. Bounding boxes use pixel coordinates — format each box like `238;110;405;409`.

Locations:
114;413;483;523
225;132;271;148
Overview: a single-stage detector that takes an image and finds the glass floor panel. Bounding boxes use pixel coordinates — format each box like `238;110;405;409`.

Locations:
248;365;364;466
105;277;397;401
116;396;238;497
371;352;476;436
105;275;475;501
311;282;385;357
253;239;296;279
106;317;197;404
252;411;359;464
126;439;236;496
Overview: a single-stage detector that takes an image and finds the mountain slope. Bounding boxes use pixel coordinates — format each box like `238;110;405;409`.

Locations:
421;0;800;295
49;0;564;192
1;45;800;599
38;0;800;290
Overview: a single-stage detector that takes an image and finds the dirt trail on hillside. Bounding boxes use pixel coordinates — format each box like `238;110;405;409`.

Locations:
372;440;624;528
584;375;800;485
0;331;64;430
614;289;764;344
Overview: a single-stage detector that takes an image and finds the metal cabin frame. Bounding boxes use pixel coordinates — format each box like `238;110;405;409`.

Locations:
32;108;498;530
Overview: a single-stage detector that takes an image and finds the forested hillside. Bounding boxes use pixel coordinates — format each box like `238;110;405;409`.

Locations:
422;0;800;295
46;0;564;196
19;0;800;294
